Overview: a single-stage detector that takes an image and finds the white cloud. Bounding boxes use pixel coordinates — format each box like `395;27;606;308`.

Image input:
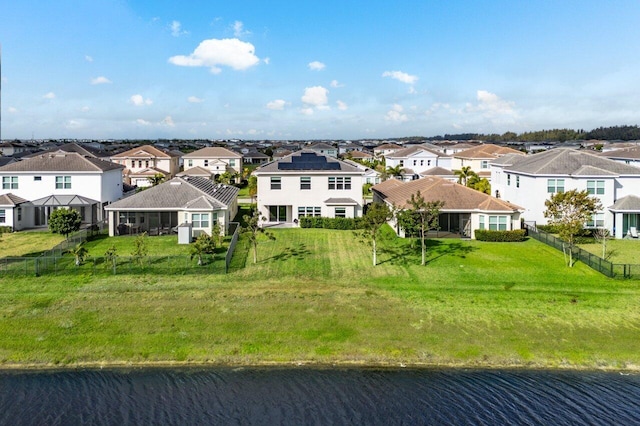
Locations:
330;80;343;88
169;38;260;74
336;100;348;111
382;70;418;85
85;55;93;62
385;104;408;122
465;90;516;117
308;61;326;71
161;116;175;127
300;107;315;116
263;57;271;65
266;99;287;110
43;92;56;100
130;94;153;106
170;20;188;37
136;118;151;126
187;96;204;103
232;21;250;38
8;107;18;113
90;76;112;85
81;106;91;112
301;86;329;107
65;119;84;130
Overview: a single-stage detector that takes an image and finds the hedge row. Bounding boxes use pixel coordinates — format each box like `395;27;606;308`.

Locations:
475;229;527;242
0;226;12;233
298;216;365;230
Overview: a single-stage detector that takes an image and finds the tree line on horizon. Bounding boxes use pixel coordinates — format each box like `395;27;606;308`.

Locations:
401;125;640;143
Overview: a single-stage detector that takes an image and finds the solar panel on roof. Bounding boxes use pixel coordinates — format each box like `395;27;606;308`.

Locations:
277;152;341;170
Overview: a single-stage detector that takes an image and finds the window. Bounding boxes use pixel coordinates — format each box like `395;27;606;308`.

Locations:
547;179;565;193
2;176;18;190
507;174;511;186
488;215;508;231
399;160;404;166
270;177;282;190
138;161;143;168
481;160;489;169
479;215;485;230
420;160;424;166
300;177;311;190
298;207;321;217
34;176;42;181
335;207;346;218
188;159;193;167
516;176;520;188
204;159;209;167
0;209;5;223
192;213;210;228
55;176;72;189
587;180;605;195
17;207;21;221
586;213;605;228
413;160;417;166
145;160;150;168
229;159;236;167
328;176;351;190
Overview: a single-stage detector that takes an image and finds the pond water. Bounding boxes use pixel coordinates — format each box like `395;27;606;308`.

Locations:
0;368;638;425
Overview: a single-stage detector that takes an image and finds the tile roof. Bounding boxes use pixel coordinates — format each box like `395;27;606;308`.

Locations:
373;176;522;212
106;177;238;211
387;145;443;158
455;144;523;159
111;144;178;159
177;166;215;177
254;150;363;174
419;167;455;176
0;193;29;206
503;148;640;175
609;195;640;212
600;146;640;160
374;143;403;151
323;198;360;205
0;152;124;173
182;147;242;158
25;143;105;159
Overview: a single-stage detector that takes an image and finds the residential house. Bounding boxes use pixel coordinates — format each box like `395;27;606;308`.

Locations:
182;147;243;181
490;148;640;238
253;150;365;226
419;166;457;182
0;141;30;156
242;149;270;165
372;176;523;239
0;193;29;231
307;142;338;158
373;143;403;159
599;145;640;168
451;144;524;180
0;151;124;230
105;177;239;238
110;144;180;187
385;145;452;180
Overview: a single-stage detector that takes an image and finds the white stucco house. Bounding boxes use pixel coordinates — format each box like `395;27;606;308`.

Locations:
491;148;640;239
253;150;365;226
105;176;239;238
372;176;523;239
0;151;124;230
110;145;180;188
182;147;243;180
451;144;525;180
385;145;452;180
598;145;640;168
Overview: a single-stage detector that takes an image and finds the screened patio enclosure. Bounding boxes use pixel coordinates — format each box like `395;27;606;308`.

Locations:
30;194;101;226
436;213;472;238
115;211;180;236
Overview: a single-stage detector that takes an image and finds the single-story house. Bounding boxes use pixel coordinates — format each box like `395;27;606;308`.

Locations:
105;177;239;238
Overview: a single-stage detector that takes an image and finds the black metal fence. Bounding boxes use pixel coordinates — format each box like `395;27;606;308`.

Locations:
1;221;245;277
524;223;639;279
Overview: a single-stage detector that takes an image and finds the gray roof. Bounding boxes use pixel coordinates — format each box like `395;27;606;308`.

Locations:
609;195;640;212
24;143;106;159
106;177;238;211
323;198;360;205
31;194;99;206
0;193;29;206
182;147;242;158
419;166;455;176
0;152;123;173
254;150;363;174
503;148;640;176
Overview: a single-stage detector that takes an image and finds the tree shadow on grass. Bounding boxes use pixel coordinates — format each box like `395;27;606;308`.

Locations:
267;243;311;262
379;239;477;266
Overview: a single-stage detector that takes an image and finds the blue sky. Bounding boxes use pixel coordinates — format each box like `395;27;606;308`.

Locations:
1;0;640;140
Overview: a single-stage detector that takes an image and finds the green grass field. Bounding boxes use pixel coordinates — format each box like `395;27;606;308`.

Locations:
0;231;66;258
0;227;638;370
579;239;640;264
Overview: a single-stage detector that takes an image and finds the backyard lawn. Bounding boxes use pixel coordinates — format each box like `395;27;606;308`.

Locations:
0;231;66;258
0;227;638;370
579;238;640;264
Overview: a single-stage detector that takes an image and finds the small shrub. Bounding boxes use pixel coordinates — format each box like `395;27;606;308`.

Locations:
0;226;12;233
475;229;527;242
536;224;562;234
299;216;364;230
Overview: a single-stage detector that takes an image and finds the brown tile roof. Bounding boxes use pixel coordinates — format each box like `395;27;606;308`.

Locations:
372;176;522;212
0;193;29;206
455;144;524;159
182;147;242;158
111;145;178;159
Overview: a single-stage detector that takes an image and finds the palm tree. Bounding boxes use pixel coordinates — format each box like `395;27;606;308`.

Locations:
386;164;404;180
147;173;165;186
454;166;476;186
69;245;88;266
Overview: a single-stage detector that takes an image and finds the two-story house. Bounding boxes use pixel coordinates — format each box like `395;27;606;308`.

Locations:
491;148;640;238
385;145;452;180
0;151;124;230
110;145;180;187
451;144;524;181
307;142;338;158
599;145;640;169
182;147;243;181
253;151;365;226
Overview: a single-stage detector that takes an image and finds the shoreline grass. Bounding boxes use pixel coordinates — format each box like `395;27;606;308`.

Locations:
1;228;639;371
